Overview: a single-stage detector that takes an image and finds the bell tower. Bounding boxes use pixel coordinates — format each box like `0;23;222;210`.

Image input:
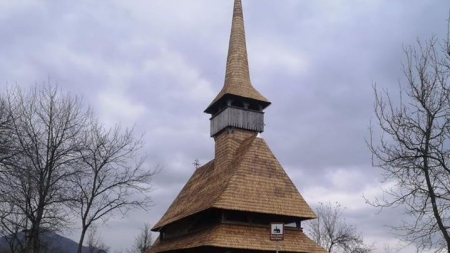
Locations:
149;1;326;253
204;0;271;137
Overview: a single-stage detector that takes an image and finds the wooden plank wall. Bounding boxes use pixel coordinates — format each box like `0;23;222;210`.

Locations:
210;107;264;136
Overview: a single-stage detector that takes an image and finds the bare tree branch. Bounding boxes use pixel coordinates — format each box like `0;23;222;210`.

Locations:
368;37;450;252
307;202;373;253
71;117;157;253
0;82;157;253
0;82;90;252
86;226;109;253
129;223;153;253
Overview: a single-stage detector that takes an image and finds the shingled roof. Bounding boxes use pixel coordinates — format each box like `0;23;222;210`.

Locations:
152;135;316;231
150;223;327;253
205;0;270;114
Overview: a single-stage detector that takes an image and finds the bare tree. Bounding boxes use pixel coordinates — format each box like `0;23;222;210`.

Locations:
0;96;7;129
369;37;450;252
129;223;153;253
0;95;13;166
0;203;27;253
0;82;156;253
86;226;109;253
0;83;90;252
307;202;373;253
0;98;24;253
72;118;156;253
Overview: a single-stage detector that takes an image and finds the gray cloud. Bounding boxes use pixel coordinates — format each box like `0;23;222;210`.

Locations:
0;0;448;252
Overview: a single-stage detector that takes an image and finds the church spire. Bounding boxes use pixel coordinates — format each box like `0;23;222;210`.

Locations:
204;0;270;115
224;0;252;94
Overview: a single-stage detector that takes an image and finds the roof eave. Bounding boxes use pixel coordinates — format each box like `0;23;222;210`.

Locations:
204;93;271;114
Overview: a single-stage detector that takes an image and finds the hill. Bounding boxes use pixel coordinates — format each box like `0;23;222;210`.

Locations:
0;231;96;253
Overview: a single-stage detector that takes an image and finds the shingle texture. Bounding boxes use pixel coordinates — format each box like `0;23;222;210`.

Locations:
206;0;270;113
149;223;327;253
152;131;316;231
149;1;323;252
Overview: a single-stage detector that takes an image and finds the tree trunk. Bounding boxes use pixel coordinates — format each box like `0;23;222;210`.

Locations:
77;228;87;253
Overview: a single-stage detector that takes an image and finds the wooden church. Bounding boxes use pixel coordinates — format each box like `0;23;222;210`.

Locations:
148;1;326;253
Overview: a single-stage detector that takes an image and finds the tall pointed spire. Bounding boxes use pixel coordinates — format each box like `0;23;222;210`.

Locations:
205;0;270;114
225;0;251;93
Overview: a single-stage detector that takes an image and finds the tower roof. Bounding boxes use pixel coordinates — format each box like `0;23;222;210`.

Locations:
150;223;327;253
204;0;270;114
152;135;316;231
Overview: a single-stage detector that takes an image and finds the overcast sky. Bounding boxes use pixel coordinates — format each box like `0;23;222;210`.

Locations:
1;0;449;252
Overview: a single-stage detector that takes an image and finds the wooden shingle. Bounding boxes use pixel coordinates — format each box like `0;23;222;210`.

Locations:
205;0;270;114
150;223;327;253
152;133;316;231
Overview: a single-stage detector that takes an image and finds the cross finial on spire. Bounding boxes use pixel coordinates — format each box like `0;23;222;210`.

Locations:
193;159;200;169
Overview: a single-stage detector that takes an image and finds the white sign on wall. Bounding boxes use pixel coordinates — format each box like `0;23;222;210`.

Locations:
270;223;284;241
